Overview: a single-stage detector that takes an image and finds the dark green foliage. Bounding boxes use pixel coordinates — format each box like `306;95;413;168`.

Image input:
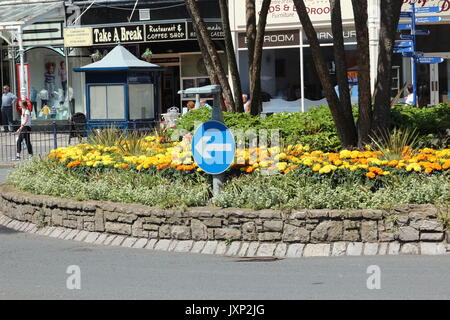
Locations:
173;104;449;151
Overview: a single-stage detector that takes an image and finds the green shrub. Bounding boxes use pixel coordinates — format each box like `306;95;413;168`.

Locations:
9;158;449;210
172;104;449;152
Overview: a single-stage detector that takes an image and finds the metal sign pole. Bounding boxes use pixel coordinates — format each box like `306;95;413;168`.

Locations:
411;0;417;107
212;89;224;197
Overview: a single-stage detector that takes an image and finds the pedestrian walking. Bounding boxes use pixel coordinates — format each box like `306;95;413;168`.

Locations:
1;85;17;132
13;101;33;160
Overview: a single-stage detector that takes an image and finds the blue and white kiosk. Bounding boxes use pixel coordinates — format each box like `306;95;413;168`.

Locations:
74;45;164;130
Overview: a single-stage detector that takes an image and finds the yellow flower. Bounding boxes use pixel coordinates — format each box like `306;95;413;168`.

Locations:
312;164;322;172
276;162;288;171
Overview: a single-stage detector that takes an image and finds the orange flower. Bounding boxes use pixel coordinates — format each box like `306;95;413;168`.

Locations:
387;160;399;167
245;166;255;173
156;163;169;170
121;163;129;169
369;167;383;175
366;172;376;179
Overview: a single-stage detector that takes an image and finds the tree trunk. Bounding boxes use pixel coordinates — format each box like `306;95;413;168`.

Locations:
293;0;358;148
249;0;271;116
185;0;235;112
219;0;244;113
329;0;355;137
372;0;402;133
351;0;372;146
246;0;256;81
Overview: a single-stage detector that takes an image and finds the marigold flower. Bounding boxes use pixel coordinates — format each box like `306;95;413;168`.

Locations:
366;172;376;179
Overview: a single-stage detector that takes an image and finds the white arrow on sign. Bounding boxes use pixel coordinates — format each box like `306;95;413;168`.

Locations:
195;136;233;159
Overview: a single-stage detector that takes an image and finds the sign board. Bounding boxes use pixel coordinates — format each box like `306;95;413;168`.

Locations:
417;57;444;64
402;51;424;58
402;1;450;17
303;28;357;45
146;23;186;42
400;34;414;40
93;25;145;45
233;0;354;28
66;20;223;47
238;29;300;48
395;40;413;48
64;27;93;47
400;12;413;18
415;6;441;14
187;22;224;40
414;29;431;36
415;16;442;23
192;121;236;175
394;47;414;53
398;23;412;30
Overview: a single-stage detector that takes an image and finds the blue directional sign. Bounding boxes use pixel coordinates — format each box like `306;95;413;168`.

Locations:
414;29;431;36
192;121;236;175
395;40;413;48
416;16;442;23
402;51;424;58
400;34;414;40
415;6;441;14
400;12;412;18
417;57;444;64
398;23;412;30
394;47;414;54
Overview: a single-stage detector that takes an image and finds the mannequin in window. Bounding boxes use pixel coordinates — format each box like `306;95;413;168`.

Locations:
38;88;49;110
30;87;38;118
59;61;67;101
44;62;56;107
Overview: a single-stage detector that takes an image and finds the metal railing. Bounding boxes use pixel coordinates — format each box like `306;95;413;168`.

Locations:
0;120;161;164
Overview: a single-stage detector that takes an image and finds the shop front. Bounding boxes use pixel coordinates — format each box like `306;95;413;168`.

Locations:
231;0;450;112
231;0;359;113
0;0;69;126
65;19;227;115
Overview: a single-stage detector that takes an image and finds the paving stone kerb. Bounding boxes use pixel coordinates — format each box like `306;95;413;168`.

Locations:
1;184;449;257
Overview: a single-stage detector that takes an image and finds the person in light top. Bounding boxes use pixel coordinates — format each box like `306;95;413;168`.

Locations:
405;84;416;106
14;101;33;160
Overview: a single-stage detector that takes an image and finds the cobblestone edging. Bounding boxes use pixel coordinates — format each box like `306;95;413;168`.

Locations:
1;183;449;257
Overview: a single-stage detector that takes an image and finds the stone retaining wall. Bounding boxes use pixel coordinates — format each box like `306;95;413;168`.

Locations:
1;184;449;257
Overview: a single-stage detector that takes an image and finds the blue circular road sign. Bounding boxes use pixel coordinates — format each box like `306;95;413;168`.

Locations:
192;121;236;175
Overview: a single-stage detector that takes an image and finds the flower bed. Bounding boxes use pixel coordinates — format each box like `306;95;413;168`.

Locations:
48;135;450;180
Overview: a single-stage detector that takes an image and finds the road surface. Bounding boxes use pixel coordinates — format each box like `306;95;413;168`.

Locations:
1;168;450;300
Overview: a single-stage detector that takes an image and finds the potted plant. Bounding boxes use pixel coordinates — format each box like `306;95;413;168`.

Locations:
91;50;102;62
141;48;153;62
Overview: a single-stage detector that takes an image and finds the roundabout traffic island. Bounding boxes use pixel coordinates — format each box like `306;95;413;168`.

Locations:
1;183;449;258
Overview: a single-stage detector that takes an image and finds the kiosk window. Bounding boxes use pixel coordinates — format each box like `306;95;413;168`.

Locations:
89;85;125;119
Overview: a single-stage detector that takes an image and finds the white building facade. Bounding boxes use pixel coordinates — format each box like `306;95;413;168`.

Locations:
228;0;450;113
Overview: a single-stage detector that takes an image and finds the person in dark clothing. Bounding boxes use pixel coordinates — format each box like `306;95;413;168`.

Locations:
1;85;17;132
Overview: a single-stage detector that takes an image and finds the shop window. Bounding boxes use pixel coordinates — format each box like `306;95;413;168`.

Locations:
129;83;154;120
89;85;125;119
239;48;301;102
180;53;227;107
25;47;70;120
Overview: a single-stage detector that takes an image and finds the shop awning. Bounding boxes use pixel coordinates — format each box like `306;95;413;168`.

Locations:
74;45;164;72
0;1;63;28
